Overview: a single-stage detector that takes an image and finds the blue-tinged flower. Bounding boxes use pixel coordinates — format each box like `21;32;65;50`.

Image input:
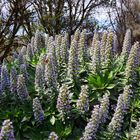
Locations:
56;84;71;116
108;94;124;135
33;97;44;124
0;119;15;140
48;132;58;140
81;105;101;140
112;34;118;56
1;65;10;91
18;52;25;65
17;74;30;102
100;94;110;123
20;64;28;82
35;63;45;92
76;85;89;113
10;67;17;94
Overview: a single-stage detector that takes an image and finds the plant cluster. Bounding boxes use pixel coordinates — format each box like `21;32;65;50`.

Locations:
0;29;140;140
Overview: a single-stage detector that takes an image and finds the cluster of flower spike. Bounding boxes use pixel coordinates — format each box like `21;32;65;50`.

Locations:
80;94;110;140
0;119;15;140
33;97;44;124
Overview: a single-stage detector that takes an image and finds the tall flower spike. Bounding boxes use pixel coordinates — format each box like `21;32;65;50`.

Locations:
81;105;101;140
45;53;57;89
45;34;49;49
100;94;110;123
67;32;79;80
61;33;69;64
48;132;58;140
56;84;71;116
55;34;62;64
78;30;86;62
124;42;139;82
108;94;124;136
18;52;24;65
1;65;10;91
100;32;107;65
20;46;27;55
33;97;44;124
91;39;100;73
0;119;15;140
17;74;30;102
112;34;118;57
35;63;45;92
31;36;35;54
90;31;99;57
26;44;33;60
10;67;17;94
104;32;113;66
121;29;132;60
20;64;28;82
122;84;132;111
76;85;89;113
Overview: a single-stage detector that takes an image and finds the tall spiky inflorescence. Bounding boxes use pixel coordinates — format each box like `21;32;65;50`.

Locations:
100;94;110;123
108;94;124;136
91;33;100;73
26;44;33;60
35;63;45;92
67;30;79;80
0;65;2;93
45;53;57;90
48;37;58;74
134;119;140;140
55;35;62;64
112;34;118;57
45;34;49;50
48;132;58;140
20;46;27;55
56;84;71;117
104;32;113;66
90;31;99;57
100;33;107;65
17;74;30;102
121;29;132;61
78;29;87;63
30;36;35;54
33;97;44;124
18;52;24;65
1;65;10;91
10;67;17;94
124;42;139;83
76;85;89;113
61;33;69;64
0;119;15;140
20;64;28;82
122;84;132;111
34;30;45;54
34;29;40;54
80;105;101;140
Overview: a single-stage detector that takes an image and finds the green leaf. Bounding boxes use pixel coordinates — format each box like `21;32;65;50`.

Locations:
63;126;72;136
50;116;55;125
